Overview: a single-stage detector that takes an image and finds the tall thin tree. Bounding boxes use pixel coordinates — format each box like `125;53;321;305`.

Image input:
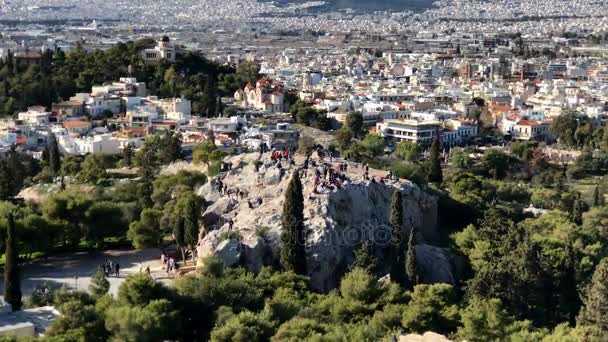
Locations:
428;136;443;185
406;227;418;288
280;173;307;275
4;212;22;311
48;134;61;175
389;190;406;284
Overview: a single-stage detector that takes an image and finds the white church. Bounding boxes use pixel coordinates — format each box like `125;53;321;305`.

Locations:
234;78;287;113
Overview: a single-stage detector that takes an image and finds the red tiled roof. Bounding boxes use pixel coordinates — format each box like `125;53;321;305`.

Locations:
516;120;541;126
63;120;91;129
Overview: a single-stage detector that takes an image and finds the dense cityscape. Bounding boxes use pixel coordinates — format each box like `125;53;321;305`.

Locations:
0;0;607;341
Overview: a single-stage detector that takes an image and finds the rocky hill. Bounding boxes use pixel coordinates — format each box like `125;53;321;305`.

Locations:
196;152;457;291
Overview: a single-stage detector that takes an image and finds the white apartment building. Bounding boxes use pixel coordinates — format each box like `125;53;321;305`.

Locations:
377;118;478;146
58;133;144;155
127;106;159;127
376;119;441;144
146;96;191;117
17;107;50;126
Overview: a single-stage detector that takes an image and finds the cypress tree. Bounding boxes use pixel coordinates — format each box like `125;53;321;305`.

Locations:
183;194;200;250
406;227;418;288
0;159;12;201
352;240;377;274
123;143;134;167
137;147;156;209
49;134;61;175
389;190;406;284
578;257;608;339
41;146;50;165
174;214;186;262
593;185;604;207
570;198;586;225
428;136;443;184
280;173;306;275
4;212;22;311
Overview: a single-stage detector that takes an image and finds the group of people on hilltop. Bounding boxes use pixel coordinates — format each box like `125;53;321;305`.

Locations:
100;260;120;277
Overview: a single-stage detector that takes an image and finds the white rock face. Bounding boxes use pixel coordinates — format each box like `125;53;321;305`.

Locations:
197;153;449;291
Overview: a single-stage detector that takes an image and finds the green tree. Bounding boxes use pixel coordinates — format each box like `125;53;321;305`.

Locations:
123;143;134;167
47;300;108;342
49;133;62;175
389;190;406;285
340;267;379;303
137;145;158;208
592;184;604;207
128;209;162;249
160;131;182;164
352;240;376;274
401;284;460;335
577;257;608;339
359;134;385;157
89;268;110;298
79;154;110;184
550;112;579;147
335;126;353;152
395;141;421;162
457;298;514;341
105;299;179;342
405;227;418;288
85;201;126;248
117;273;168;307
428;136;443;184
176;191;201;260
193;140;220;165
210;311;275;342
347;111;364;138
3;212;21;311
280;173;306;275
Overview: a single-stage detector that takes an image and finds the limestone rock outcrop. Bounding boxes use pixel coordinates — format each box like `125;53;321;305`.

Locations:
196;153;452;291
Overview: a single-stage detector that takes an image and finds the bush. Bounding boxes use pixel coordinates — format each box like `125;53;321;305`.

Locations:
255;225;271;240
219;231;241;241
208;161;222;177
391;160;428;185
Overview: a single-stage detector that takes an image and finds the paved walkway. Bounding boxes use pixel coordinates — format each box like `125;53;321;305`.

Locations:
0;248;177;297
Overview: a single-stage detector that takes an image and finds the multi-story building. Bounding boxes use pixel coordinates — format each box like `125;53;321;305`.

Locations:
376;119;441;144
377;118;478;146
234;78;287;113
141;36;176;64
17;107;50;126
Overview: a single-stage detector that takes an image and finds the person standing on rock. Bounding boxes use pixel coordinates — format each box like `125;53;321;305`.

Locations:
228;219;234;231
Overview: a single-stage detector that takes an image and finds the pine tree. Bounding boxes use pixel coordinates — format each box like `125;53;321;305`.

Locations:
48;134;61;175
123;143;134;167
428;136;443;184
4;212;22;311
352;240;377;274
280;173;306;275
89;267;110;298
389;190;406;284
578;257;608;338
406;227;418;288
